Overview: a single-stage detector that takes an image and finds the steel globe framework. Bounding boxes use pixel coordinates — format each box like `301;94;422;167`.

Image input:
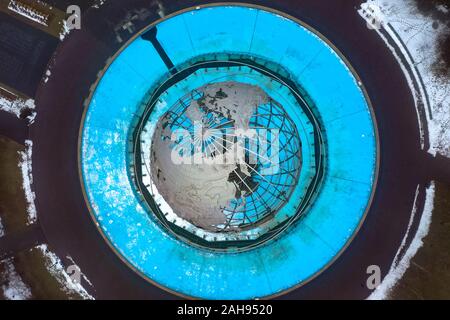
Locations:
131;60;325;250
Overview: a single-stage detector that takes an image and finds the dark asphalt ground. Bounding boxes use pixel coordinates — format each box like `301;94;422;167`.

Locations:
0;224;45;260
0;0;445;299
0;111;28;144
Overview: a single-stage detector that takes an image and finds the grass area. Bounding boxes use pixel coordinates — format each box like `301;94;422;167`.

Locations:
0;0;68;39
13;246;81;300
391;181;450;299
1;245;82;300
0;136;28;233
0;136;80;300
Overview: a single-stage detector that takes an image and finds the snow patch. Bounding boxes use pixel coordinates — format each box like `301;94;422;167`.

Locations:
36;245;94;300
92;0;107;9
8;0;50;26
436;4;449;14
43;69;51;84
0;91;36;124
18;140;37;225
0;259;32;300
59;20;71;41
359;0;450;157
368;182;435;300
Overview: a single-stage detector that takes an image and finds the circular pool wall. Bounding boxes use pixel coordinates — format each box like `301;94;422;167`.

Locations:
80;4;378;299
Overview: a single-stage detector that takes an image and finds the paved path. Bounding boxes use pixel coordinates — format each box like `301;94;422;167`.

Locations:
25;0;448;299
0;111;28;144
0;223;46;260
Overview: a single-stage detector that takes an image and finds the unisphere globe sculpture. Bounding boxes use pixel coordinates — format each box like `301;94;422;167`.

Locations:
149;81;302;233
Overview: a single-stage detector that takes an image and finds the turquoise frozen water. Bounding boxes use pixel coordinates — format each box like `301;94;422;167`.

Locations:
81;5;378;299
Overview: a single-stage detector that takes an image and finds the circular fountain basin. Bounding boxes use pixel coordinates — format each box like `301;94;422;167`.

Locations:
80;4;378;299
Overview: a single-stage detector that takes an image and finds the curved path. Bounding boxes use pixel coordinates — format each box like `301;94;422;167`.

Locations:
29;0;450;299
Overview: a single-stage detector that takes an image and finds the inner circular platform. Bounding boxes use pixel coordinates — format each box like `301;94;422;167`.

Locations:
79;4;378;299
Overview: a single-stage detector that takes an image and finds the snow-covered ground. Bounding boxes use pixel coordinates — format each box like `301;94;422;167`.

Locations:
0;92;36;124
359;0;446;300
18;140;37;225
368;182;435;300
0;243;94;300
0;258;32;300
43;69;51;84
59;19;71;41
359;0;450;157
1;216;92;299
0;219;30;300
7;0;50;26
36;245;94;300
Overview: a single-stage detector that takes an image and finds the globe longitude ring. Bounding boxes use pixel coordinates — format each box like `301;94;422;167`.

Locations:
80;4;378;299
